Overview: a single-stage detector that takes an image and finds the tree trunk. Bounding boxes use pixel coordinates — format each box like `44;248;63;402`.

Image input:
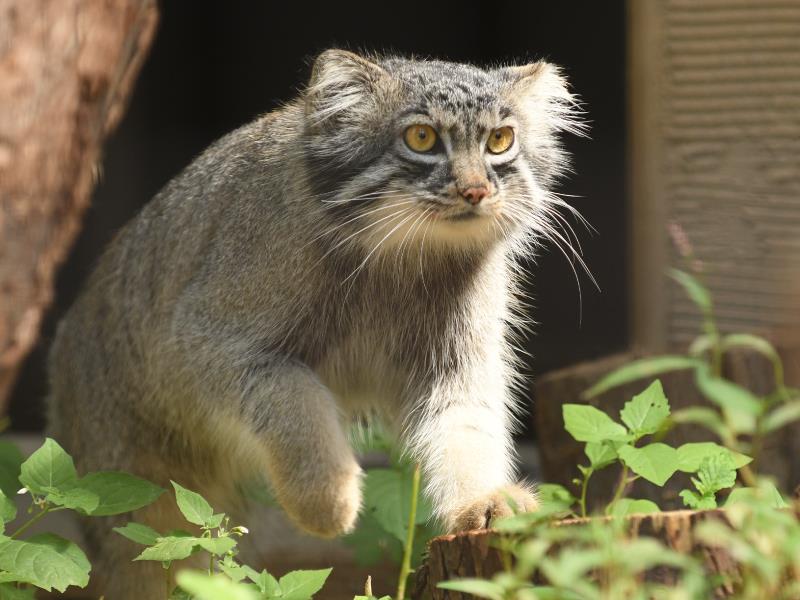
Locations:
0;0;158;410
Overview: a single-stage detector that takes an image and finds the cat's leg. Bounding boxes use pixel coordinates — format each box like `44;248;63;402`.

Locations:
240;361;363;538
404;362;537;532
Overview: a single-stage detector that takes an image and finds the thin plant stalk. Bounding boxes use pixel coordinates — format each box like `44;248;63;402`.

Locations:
10;503;65;539
579;469;593;518
609;464;630;512
396;463;421;600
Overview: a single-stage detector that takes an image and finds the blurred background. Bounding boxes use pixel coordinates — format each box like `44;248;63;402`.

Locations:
7;1;628;433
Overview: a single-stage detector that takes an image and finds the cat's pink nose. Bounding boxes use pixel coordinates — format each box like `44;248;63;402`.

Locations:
459;185;490;206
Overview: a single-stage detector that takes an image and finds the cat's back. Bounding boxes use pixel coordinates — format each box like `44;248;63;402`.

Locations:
47;103;308;416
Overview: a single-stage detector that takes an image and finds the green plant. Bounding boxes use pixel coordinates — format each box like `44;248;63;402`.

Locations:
0;437;162;597
584;267;800;486
439;509;710;600
118;480;334;600
344;425;441;599
558;379;750;517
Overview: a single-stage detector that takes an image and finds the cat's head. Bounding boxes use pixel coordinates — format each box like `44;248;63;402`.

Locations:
302;49;584;257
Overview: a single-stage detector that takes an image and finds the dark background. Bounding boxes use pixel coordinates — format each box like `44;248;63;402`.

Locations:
10;1;627;433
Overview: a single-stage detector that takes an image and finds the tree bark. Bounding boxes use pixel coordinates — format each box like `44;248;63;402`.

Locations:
0;0;158;410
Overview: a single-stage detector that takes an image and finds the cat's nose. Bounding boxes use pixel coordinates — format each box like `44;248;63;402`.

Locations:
459;185;490;206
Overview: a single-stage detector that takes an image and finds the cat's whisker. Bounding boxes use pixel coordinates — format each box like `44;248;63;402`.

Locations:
305;198;419;249
342;209;419;290
397;206;431;266
310;205;416;269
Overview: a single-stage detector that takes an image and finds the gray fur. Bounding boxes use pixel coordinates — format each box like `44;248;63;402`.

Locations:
47;49;582;597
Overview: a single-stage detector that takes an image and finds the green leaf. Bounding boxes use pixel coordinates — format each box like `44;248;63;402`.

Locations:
726;483;788;509
671;407;727;439
0;583;36;599
362;469;420;543
244;567;280;596
584;442;618;469
172;481;214;527
43;487;99;514
0;492;15;524
437;579;504;600
679;489;714;509
278;568;332;600
77;472;163;516
669;269;712;312
176;571;258;600
619;380;670;437
562;405;628;443
18;439;77;496
617;443;678;486
762;401;800;433
0;533;90;592
113;522;160;546
134;536;200;562
195;536;236;557
693;454;736;497
168;588;193;600
343;511;401;567
218;556;247;583
695;365;763;432
676;443;751;473
608;498;660;517
688;334;714;358
536;484;576;512
721;334;780;363
0;443;24;499
206;513;225;529
584;356;699;398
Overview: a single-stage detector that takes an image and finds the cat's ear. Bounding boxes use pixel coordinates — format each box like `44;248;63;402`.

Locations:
305;49;388;127
503;61;586;136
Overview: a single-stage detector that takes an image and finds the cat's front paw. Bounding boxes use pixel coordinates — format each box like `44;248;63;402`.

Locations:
450;483;538;532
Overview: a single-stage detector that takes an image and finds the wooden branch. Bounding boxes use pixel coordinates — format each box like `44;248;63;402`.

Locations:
0;0;158;408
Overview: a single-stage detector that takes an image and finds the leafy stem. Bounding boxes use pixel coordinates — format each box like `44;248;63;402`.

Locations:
10;503;66;540
395;462;420;600
610;463;630;511
579;468;592;518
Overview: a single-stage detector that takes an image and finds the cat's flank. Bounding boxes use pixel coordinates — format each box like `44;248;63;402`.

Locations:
48;50;582;597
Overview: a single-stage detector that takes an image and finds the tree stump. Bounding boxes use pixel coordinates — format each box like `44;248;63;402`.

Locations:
0;0;159;410
413;510;741;600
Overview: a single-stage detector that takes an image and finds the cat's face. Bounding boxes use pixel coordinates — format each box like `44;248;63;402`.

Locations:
303;50;582;257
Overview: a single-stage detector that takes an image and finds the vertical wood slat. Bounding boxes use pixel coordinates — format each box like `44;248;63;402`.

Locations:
629;0;800;358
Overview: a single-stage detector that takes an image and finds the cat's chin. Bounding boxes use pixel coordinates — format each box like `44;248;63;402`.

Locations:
426;213;509;251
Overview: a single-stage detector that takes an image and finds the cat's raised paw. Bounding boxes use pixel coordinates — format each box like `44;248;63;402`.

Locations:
451;483;539;532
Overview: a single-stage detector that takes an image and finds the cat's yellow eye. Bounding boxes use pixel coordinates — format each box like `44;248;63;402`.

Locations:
487;126;515;154
404;124;437;153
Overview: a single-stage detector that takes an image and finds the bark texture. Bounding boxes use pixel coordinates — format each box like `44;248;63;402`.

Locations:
0;0;158;409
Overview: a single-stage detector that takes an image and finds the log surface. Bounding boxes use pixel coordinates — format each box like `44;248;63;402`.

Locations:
414;510;739;600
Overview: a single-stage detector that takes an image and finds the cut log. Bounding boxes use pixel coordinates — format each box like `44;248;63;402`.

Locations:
413;510;740;600
0;0;159;410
